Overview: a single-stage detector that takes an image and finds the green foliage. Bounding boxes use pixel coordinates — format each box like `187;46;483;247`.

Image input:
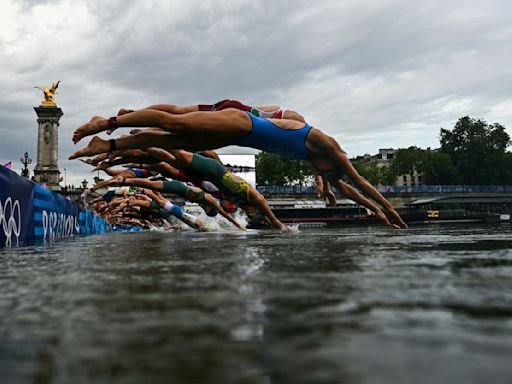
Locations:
421;151;460;184
440;116;511;184
255;116;511;186
255;152;314;186
352;162;394;185
392;146;426;177
388;147;460;185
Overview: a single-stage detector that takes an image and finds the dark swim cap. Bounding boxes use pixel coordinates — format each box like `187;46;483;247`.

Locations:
202;205;219;217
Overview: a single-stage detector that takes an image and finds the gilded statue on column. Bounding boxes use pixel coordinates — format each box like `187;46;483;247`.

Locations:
34;81;61;107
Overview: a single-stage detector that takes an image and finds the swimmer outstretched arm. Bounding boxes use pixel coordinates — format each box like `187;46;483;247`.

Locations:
335;156;407;229
111;177;244;230
250;193;288;232
203;194;245;230
331;179;399;229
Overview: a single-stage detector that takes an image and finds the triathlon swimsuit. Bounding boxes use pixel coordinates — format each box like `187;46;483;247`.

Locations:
184;153;250;205
172;170;225;200
162;180;218;217
127;168;158;178
198;99;287;119
102;188;126;202
229;113;313;160
163;201;201;229
162;180;206;202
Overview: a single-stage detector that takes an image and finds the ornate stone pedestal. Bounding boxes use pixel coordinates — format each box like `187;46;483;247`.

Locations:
33;106;63;191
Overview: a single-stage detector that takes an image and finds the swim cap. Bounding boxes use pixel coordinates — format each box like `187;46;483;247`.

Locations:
204;205;218;217
221;199;237;213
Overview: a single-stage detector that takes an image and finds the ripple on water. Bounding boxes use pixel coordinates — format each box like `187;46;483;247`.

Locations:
1;224;512;383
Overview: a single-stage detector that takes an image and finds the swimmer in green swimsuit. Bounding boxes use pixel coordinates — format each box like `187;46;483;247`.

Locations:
143;148;288;231
109;176;244;230
129;189;206;231
81;166;159;202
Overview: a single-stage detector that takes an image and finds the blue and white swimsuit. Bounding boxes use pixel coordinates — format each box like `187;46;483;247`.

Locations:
229;112;313;160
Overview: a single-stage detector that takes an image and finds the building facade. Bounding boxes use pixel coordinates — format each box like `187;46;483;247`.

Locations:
354;148;423;187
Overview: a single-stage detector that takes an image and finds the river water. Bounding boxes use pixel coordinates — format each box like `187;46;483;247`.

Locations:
1;224;512;384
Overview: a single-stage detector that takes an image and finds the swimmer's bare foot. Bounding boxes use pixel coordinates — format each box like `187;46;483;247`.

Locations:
91;161;110;172
69;136;110;160
80;188;91;198
73;116;109;144
88;153;110;165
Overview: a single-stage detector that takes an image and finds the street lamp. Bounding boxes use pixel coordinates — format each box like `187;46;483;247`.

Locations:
81;179;88;189
64;168;67;188
20;152;32;178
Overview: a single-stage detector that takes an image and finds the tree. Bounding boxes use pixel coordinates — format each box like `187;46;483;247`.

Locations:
388;147;460;185
352;162;395;185
440;116;511;184
422;151;460;185
255;152;314;186
391;146;426;182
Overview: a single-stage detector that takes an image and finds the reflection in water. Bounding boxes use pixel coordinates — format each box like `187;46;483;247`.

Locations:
231;247;266;342
1;225;512;383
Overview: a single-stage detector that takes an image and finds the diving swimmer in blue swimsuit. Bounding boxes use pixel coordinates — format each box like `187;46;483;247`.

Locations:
71;107;408;229
230;113;313;160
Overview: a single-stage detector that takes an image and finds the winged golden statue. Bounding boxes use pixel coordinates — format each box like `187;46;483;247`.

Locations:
34;81;61;106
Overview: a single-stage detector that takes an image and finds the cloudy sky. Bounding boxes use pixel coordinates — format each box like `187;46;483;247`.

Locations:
1;0;511;186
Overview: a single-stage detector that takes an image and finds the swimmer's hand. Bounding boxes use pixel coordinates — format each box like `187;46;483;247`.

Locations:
383;207;408;229
196;219;207;232
323;190;337;207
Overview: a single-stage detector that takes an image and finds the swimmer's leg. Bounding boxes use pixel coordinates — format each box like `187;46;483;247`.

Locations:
163;201;205;231
72;109;250;144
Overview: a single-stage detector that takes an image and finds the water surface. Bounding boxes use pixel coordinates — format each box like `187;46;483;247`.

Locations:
1;225;512;384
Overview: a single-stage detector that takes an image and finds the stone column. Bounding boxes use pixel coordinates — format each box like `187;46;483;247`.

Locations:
33;106;63;191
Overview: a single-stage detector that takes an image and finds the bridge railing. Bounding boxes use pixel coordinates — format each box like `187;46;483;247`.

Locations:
257;186;317;194
256;185;512;194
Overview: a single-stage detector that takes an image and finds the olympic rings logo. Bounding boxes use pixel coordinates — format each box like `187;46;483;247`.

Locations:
0;197;21;247
41;210;80;242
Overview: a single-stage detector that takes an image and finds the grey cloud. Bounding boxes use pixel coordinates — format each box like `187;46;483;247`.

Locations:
1;0;512;181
